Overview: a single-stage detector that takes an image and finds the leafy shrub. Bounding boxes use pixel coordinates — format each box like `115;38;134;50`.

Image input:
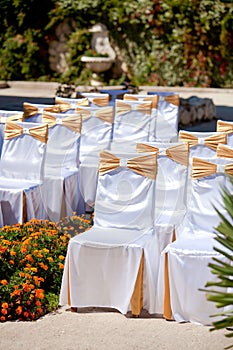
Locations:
0;216;91;322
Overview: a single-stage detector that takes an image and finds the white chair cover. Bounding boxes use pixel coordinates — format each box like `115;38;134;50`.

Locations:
123;94;158;142
0;121;48;226
112;99;152;143
216;119;233;147
74;105;113;209
40;112;83;222
136;142;189;228
0;110;23;156
60;150;160;315
155;94;179;142
163;156;233;324
79;92;110;106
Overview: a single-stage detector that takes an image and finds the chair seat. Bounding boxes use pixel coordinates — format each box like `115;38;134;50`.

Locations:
71;226;154;246
0;177;41;190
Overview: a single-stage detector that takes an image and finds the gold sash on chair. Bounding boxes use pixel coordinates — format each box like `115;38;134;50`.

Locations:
217;144;233;159
164;94;180;107
23;102;62;118
4;121;48;143
217;120;233;134
124;94;159;109
115;100;152;117
0;114;23;123
75;106;114;124
179;131;227;151
55;96;109;111
99;150;157;316
42;113;82;134
136;143;189;167
192;157;233;179
99;150;157;180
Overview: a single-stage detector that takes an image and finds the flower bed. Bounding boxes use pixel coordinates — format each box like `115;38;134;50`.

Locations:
0;215;92;322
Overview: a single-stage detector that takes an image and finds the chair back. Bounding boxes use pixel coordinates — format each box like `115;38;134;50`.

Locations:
137;142;189;227
42;112;82;174
184;157;233;236
0;121;48;182
113;99;152;143
94;150;157;232
75;105;114;163
0;111;23;156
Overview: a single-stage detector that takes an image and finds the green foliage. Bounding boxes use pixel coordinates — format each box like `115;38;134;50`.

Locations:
203;179;233;349
0;0;232;86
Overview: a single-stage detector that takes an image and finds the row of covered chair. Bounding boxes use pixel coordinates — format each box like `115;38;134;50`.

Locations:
1;91;233;326
0;91;180;225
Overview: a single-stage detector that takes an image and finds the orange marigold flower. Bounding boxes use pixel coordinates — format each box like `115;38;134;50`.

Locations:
59;255;65;261
59;263;64;269
21;247;27;253
2;302;8;309
37;308;43;314
47;257;53;262
19;272;25;278
35;289;44;299
1;279;8;285
16;306;22;315
23;311;29;318
1;308;7;315
0;316;6;322
36;300;41;306
39;262;48;271
9;260;14;265
10;250;16;256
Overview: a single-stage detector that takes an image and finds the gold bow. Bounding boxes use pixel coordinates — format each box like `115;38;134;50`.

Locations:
164;94;180;106
136;143;189;167
124;94;159;109
217;120;233;134
4;121;48;143
42;113;82;133
23;102;62;118
115;100;152;116
192;157;233;179
0;114;23;123
75;106;113;124
179;131;227;151
55;97;90;112
98;150;157;180
217;144;233;159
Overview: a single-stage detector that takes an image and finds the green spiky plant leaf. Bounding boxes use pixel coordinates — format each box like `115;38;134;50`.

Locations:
202;177;233;349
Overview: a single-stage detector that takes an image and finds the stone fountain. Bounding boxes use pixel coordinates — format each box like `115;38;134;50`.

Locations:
81;24;116;86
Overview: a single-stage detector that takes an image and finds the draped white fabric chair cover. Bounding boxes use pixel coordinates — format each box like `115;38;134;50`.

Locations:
112;99;152;143
40;112;83;222
74;105;114;209
123;94;158;142
23;102;60;123
0;110;23;156
136;142;189;315
152;94;179;142
0;121;48;226
163;156;233;325
216;119;233;147
60;150;160;316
